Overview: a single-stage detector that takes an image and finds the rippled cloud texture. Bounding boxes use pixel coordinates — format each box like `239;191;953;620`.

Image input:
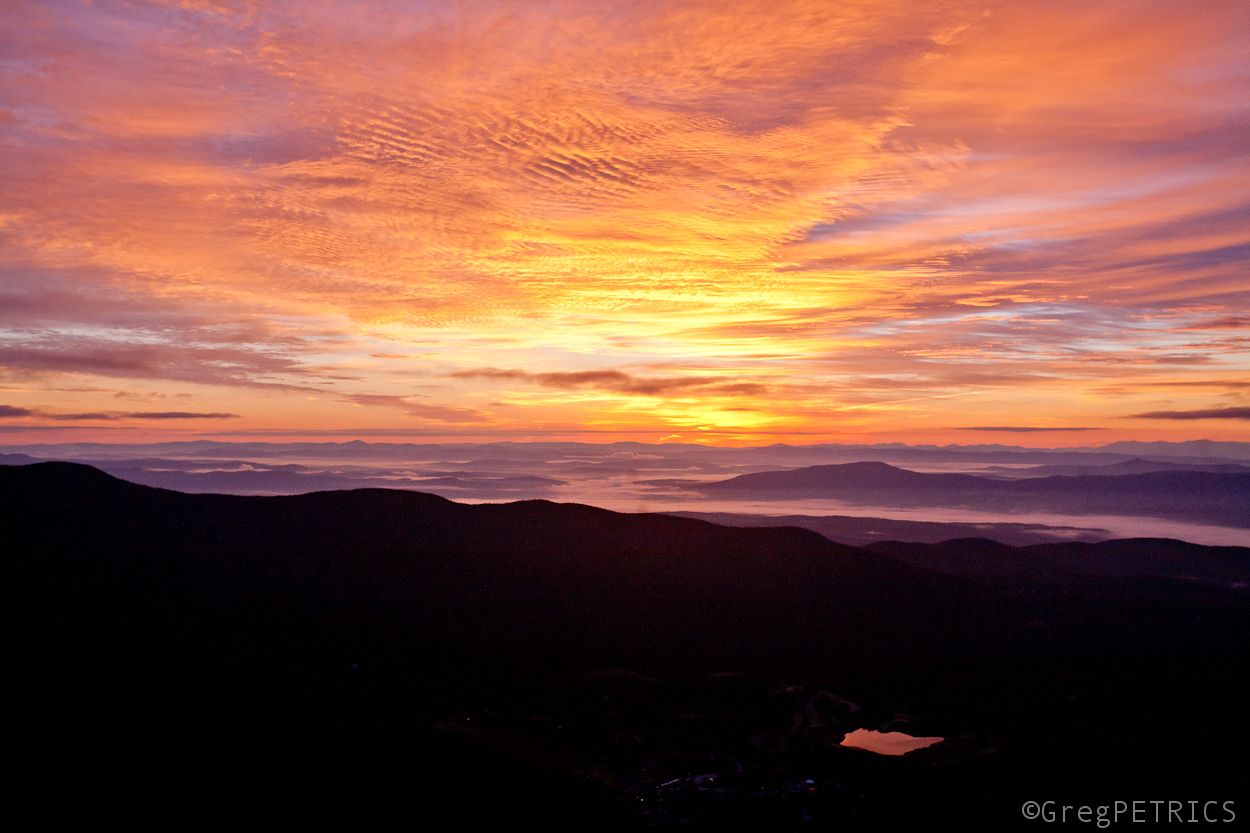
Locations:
1;0;1247;443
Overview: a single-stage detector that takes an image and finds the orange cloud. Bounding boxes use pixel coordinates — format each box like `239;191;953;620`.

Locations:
0;0;1246;444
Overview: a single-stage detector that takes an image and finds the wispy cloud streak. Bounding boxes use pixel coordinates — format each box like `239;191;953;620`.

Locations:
1131;408;1250;421
451;368;765;397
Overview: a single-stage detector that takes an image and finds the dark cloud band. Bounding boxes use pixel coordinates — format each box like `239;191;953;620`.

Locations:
954;426;1102;432
1;408;239;421
1130;407;1250;420
450;368;765;397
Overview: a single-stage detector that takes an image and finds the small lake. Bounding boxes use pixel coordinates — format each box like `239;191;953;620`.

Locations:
840;729;943;756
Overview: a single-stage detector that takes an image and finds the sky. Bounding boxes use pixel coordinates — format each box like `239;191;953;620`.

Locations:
1;0;1247;446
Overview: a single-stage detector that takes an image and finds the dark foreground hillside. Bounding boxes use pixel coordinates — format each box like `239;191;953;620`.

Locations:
5;462;1247;826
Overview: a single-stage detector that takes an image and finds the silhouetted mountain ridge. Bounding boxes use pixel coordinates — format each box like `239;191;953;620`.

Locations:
700;461;1250;526
992;457;1250;478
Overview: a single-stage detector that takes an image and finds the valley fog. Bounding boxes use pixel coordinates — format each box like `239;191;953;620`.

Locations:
5;440;1248;547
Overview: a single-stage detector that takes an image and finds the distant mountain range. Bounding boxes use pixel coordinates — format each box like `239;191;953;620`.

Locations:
6;437;1250;460
982;457;1250;478
693;461;1250;527
4;438;1250;473
5;445;1248;539
5;461;1247;823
